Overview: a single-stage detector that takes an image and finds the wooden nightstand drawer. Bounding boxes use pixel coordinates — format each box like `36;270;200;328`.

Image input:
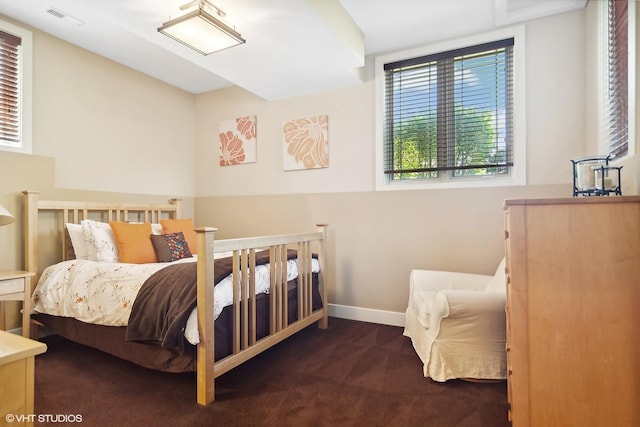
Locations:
0;271;35;338
0;278;26;296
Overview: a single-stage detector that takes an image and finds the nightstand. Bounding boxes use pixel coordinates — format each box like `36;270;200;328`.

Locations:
0;271;35;338
0;331;46;427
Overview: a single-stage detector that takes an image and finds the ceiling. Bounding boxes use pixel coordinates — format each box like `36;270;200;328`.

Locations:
0;0;587;100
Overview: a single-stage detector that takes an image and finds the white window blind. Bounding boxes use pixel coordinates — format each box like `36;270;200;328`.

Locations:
603;0;628;159
0;29;21;147
383;38;514;181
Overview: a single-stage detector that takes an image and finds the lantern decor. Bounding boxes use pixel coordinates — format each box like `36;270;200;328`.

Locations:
571;156;622;197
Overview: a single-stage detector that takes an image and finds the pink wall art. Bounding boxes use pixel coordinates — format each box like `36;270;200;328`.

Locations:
219;116;257;166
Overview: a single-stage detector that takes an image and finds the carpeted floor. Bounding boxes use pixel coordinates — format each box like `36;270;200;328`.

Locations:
34;318;509;427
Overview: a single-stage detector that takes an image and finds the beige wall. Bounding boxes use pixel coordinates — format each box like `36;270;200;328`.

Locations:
195;82;375;196
194;10;588;315
2;5;636;326
28;19;197;197
0;17;196;328
196;185;568;314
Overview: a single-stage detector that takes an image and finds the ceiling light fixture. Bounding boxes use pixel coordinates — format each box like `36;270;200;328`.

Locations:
158;0;245;55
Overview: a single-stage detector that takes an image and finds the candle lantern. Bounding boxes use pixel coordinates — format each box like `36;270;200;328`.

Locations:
571;155;622;196
594;165;622;195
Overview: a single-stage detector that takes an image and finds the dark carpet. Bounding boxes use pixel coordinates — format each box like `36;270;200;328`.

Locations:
34;318;509;427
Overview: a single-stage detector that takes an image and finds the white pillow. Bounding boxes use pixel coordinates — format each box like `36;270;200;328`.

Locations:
81;219;120;262
128;222;163;235
65;223;89;260
151;223;163;235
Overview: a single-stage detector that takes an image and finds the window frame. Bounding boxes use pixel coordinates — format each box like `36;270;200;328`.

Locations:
597;0;636;160
375;26;526;191
0;18;32;155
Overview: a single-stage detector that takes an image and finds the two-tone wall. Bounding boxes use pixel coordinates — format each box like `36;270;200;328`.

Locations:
1;3;637;328
193;10;587;323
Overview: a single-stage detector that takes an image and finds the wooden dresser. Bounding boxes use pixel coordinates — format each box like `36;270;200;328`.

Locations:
503;196;640;427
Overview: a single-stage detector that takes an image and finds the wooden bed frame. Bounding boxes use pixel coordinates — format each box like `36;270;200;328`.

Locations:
22;190;328;406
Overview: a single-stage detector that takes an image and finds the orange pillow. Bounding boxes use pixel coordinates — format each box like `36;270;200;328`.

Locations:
109;221;157;264
159;218;197;254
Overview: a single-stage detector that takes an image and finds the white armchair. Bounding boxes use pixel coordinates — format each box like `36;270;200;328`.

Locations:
403;259;507;382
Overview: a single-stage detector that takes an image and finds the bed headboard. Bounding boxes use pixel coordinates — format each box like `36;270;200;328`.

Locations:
22;190;182;290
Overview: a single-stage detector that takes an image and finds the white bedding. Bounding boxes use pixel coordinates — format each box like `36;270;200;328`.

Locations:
31;253;319;345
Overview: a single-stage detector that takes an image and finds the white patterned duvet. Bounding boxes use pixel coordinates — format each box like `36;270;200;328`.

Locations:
32;254;319;345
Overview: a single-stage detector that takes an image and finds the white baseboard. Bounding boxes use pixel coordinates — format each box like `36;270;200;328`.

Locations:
327;303;405;327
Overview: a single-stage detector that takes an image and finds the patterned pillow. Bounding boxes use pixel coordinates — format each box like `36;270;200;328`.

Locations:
151;232;193;262
81;219;119;262
159;218;197;254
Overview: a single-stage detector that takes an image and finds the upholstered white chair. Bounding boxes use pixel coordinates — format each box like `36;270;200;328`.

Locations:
403;258;507;381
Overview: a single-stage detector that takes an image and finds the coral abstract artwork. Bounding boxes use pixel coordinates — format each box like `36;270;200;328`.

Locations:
219;116;257;166
282;115;328;171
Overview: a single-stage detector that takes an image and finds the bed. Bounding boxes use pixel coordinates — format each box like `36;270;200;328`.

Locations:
22;191;328;405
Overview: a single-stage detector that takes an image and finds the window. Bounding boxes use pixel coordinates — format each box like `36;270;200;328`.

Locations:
599;0;636;159
375;27;525;190
0;19;32;154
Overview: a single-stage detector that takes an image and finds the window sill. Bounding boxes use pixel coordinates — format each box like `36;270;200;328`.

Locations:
375;174;526;191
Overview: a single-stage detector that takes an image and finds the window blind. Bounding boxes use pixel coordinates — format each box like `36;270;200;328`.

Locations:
604;0;628;159
0;30;21;146
383;38;514;180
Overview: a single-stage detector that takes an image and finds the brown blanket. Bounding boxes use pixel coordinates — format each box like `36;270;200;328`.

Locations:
126;250;299;352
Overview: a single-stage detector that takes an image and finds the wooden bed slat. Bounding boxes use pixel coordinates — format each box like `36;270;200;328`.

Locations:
298;240;311;318
232;251;240;354
241;249;248;350
269;246;277;335
273;244;287;331
280;245;288;330
248;249;256;347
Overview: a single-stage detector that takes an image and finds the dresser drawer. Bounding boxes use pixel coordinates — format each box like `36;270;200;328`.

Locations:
0;278;25;296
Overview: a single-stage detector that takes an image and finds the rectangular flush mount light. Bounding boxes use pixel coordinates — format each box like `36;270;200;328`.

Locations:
158;0;245;55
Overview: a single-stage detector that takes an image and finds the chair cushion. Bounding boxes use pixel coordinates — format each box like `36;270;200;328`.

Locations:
485;258;506;292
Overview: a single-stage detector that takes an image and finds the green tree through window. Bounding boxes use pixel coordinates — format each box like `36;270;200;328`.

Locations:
383;38;513;182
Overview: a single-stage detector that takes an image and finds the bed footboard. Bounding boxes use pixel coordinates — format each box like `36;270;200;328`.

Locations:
195;225;329;405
